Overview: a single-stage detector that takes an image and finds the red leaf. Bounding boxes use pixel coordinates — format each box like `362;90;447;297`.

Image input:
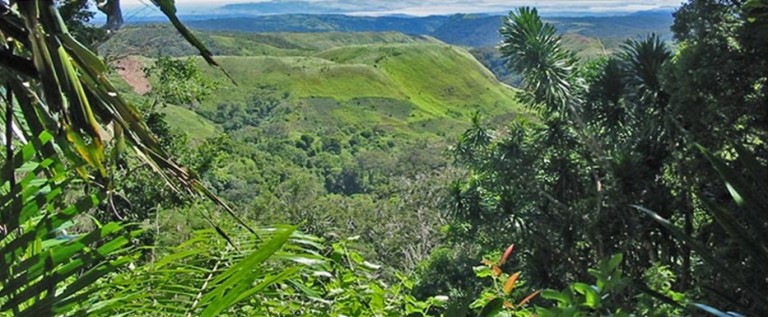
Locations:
499;244;515;265
517;290;541;307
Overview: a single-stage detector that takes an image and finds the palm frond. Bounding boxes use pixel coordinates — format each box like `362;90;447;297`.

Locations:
635;144;768;314
620;34;671;107
2;0;253;237
0;132;139;316
99;226;321;316
499;7;578;114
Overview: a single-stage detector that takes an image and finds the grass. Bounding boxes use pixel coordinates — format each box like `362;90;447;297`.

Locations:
106;55;219;143
106;29;527;140
159;105;219;143
101;25;434;58
196;41;524;138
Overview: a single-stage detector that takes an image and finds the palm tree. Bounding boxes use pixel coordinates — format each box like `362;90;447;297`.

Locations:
499;7;578;117
621;34;672;110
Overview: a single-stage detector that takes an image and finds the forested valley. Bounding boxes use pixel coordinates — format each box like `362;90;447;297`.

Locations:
0;0;767;316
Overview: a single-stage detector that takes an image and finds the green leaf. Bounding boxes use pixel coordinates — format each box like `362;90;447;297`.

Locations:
699;145;768;216
572;283;601;309
198;228;295;317
634;205;768;310
474;265;493;278
607;254;623;272
478;297;504;317
541;289;572;306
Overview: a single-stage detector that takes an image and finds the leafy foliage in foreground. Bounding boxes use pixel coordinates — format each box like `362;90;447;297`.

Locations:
98;228;443;316
0;134;137;316
5;0;768;316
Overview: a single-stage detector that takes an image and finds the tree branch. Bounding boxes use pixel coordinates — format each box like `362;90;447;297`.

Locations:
97;0;123;34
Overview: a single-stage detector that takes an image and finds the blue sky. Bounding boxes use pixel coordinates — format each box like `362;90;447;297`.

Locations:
122;0;683;16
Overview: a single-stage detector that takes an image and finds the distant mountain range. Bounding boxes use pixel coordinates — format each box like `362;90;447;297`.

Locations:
218;1;391;15
181;11;673;48
219;1;352;15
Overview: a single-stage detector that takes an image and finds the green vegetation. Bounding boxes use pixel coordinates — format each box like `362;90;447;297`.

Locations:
100;20;524;276
99;24;436;57
104;27;524;136
436;3;768;316
2;0;767;316
158;105;218;142
103;11;673;87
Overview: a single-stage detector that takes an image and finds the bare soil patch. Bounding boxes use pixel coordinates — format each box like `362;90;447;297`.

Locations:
113;56;151;95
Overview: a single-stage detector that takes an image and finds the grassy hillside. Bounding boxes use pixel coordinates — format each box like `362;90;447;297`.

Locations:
101;25;438;57
105;29;524;139
110;12;671;58
159;105;219;142
108;11;673;89
100;24;306;57
194;42;522;138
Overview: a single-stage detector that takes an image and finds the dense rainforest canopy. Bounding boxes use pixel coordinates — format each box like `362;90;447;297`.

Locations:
0;0;766;316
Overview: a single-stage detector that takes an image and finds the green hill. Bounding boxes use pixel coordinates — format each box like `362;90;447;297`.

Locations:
159;104;219;142
194;42;522;138
104;29;525;140
99;24;438;58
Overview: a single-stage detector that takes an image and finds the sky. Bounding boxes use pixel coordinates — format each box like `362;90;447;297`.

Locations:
120;0;684;16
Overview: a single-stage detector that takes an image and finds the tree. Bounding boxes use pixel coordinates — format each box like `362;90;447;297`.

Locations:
446;1;768;315
143;56;217;109
96;0;123;34
499;7;577;116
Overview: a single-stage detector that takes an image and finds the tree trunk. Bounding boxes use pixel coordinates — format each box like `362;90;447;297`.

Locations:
97;0;123;33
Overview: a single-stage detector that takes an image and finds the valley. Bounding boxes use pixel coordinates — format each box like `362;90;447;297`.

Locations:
103;30;528;275
99;11;677;275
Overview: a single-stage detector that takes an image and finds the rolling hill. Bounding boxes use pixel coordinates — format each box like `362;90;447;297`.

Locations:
195;43;522;138
113;11;673;87
109;10;674;89
102;26;527;273
100;25;438;58
105;30;525;140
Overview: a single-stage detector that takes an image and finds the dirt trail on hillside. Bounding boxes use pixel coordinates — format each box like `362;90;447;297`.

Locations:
114;57;151;95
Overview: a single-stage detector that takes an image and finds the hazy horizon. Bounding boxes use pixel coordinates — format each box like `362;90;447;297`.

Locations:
120;0;681;17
